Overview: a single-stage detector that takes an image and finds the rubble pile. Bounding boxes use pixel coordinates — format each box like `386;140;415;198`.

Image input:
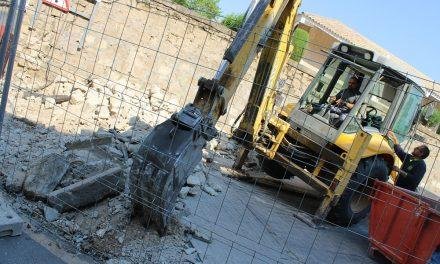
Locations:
0;82;240;262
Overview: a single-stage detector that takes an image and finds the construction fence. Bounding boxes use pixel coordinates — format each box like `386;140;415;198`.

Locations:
0;0;439;263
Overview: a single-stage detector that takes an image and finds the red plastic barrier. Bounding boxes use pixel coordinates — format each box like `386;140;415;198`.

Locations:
369;181;440;264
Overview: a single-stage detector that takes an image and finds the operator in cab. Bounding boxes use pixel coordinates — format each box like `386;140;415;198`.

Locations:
328;75;361;127
387;131;430;192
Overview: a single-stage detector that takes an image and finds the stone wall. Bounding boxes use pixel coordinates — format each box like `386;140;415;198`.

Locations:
13;0;313;133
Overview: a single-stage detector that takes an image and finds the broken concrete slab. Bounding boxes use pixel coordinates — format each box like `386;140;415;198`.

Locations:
5;171;26;193
47;167;124;213
65;137;112;150
23;154;69;200
0;193;23;237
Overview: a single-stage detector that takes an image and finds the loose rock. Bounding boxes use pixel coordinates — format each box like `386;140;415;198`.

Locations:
202;185;218;196
44;97;56;109
23;154;69;200
43;206;60;222
179;186;191;199
70;90;85;104
186;171;206;187
188;227;212;244
96;228;107;238
188;186;200;196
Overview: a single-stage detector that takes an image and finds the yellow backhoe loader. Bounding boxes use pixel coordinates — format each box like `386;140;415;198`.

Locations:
233;41;425;225
129;0;424;233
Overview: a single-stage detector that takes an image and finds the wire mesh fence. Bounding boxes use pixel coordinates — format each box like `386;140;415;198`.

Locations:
0;0;439;263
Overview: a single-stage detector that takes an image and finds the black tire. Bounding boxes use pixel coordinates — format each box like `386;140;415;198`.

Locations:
259;157;295;179
329;156;390;226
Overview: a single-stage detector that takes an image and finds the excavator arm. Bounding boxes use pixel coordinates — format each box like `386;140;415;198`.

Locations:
129;0;302;233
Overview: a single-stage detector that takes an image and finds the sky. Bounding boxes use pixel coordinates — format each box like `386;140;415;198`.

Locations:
218;0;440;83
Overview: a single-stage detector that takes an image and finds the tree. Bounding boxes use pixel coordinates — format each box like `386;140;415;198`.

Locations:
427;109;440;127
291;28;309;62
173;0;221;20
172;0;188;6
222;13;245;31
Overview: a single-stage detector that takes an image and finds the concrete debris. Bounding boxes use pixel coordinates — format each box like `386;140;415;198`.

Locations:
23;153;69;200
84;89;102;107
52;95;71;104
48;166;125;212
206;139;218;151
188;186;201;196
97;106;111;119
44;97;56;109
90;211;99;219
187;227;212;244
179;186;191;199
96;228;107;238
69;89;85;104
43;206;60;222
207;182;223;193
175;201;185;211
117;234;125;244
215;139;236;152
116;142;128;160
107;146;124;159
186;171;206;187
0;194;23;237
126;143;139;154
201;185;218;196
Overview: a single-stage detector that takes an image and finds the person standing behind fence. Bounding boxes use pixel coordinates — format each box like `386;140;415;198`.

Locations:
387;131;430;192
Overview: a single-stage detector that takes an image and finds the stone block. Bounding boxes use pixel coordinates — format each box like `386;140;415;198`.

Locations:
0;194;23;237
47;167;124;213
23;154;69;200
5;171;26;193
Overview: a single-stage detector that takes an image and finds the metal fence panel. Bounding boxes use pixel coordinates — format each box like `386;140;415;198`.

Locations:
0;1;439;263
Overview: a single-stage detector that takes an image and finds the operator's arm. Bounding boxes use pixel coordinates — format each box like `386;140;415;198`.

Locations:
329;90;343;104
387;131;406;160
344;101;355;109
344;93;360;109
393;144;409;163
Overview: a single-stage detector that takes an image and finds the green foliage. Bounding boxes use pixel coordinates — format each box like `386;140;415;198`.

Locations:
172;0;188;6
291;28;309;62
173;0;221;20
221;13;245;31
427;109;440;127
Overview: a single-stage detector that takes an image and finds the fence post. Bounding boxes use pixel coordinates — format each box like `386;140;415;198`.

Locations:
0;0;26;137
0;0;18;75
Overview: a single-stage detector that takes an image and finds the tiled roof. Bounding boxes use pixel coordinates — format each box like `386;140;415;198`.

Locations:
300;12;438;97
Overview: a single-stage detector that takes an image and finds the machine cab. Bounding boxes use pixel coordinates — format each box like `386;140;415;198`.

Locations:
290;43;424;144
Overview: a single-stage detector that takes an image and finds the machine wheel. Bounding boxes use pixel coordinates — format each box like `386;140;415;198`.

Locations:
329;156;389;226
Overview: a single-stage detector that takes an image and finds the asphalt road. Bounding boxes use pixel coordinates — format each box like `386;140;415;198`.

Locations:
0;233;65;264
